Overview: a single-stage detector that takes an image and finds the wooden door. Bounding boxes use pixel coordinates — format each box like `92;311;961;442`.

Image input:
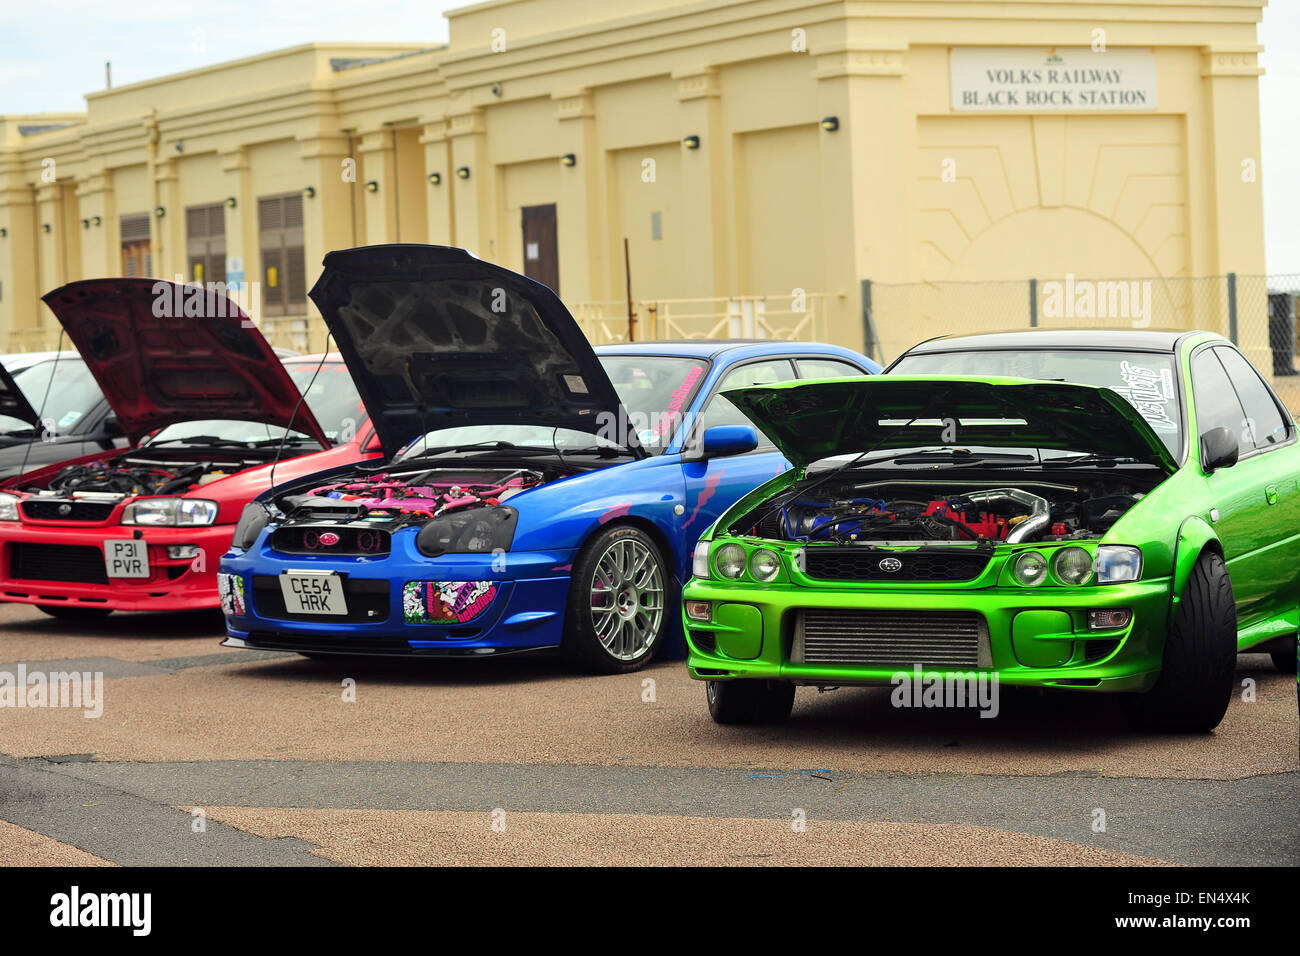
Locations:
521;203;559;294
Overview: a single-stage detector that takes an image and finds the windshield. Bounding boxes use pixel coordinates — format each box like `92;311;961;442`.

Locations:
598;355;708;453
393;355;709;459
890;349;1182;455
0;358;105;437
145;360;367;447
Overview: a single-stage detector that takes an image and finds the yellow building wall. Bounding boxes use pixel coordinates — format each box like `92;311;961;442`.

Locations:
0;0;1271;361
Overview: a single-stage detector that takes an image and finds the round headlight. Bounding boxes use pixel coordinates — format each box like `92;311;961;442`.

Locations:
715;543;747;579
1013;551;1048;586
749;548;780;582
1053;547;1094;585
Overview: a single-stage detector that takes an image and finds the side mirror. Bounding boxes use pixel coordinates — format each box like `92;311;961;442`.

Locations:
1200;426;1239;473
699;425;758;459
97;414;124;449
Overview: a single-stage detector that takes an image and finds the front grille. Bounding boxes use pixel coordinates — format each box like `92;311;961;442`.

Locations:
271;525;391;556
251;574;390;624
794;609;989;668
9;543;109;585
21;499;116;522
803;547;990;583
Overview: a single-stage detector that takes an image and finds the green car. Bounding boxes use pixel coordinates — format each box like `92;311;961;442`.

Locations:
683;330;1300;732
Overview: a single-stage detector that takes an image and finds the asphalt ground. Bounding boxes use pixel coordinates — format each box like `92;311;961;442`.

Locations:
0;602;1295;866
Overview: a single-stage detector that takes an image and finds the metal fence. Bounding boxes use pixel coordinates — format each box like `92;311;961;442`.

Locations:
570;292;834;344
864;273;1300;378
257;272;1300;410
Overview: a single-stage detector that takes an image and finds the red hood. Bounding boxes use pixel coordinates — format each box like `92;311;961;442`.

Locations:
42;278;329;447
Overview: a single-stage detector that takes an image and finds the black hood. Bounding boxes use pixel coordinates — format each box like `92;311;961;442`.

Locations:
308;244;641;458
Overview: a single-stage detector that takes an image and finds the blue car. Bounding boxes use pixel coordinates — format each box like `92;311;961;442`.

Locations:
219;244;878;672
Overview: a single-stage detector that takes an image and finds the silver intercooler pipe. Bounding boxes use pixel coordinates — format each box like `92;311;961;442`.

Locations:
961;488;1051;543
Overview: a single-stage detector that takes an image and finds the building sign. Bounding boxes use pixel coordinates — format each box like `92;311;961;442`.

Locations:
951;47;1157;112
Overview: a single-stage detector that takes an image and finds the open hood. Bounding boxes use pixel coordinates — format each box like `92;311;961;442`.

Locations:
725;375;1179;472
0;362;41;431
42;278;329;447
308;244;642;459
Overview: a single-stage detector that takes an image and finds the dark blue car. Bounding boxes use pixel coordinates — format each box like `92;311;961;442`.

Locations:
219;244;878;672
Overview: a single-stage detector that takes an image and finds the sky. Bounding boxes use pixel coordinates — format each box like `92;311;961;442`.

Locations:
1;0;1297;272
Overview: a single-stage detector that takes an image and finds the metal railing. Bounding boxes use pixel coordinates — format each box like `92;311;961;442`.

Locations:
571;292;832;344
863;272;1300;372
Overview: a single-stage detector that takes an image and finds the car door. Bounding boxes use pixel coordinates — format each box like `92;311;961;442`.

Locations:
1206;345;1300;623
1188;344;1297;625
679;358;798;540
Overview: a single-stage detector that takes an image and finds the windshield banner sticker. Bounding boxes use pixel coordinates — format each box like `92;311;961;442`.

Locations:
1112;360;1177;432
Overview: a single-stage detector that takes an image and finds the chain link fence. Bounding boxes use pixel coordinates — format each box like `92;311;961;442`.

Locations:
864;273;1300;410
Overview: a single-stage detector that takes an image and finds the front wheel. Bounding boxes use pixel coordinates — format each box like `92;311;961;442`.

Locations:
1123;550;1236;733
37;605;113;622
706;679;796;725
1271;647;1297;675
562;524;670;674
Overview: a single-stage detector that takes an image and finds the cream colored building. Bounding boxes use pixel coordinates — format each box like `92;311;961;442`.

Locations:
0;0;1270;366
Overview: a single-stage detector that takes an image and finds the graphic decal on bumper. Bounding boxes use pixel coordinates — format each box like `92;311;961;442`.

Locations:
217;572;246;616
402;580;498;624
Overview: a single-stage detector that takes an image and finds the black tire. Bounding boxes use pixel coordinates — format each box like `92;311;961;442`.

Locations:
562;524;672;674
36;605;114;622
1123;550;1236;732
706;679;796;725
1271;647;1297;676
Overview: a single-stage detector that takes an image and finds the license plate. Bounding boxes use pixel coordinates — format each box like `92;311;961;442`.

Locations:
279;571;348;616
104;539;150;579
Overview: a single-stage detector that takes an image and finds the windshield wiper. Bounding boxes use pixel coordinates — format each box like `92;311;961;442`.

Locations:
833;449;1035;469
245;436;320;448
145;435;235;447
1042;453;1142;468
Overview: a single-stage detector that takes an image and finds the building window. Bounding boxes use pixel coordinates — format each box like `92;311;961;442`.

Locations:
120;213;152;277
259;194;305;316
186;204;226;286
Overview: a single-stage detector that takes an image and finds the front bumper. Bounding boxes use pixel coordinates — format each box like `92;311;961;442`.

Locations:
218;543;576;656
0;522;233;612
682;577;1172;692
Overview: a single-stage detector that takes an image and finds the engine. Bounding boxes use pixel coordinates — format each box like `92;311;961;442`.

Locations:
736;480;1146;544
282;467;548;528
33;458;236;499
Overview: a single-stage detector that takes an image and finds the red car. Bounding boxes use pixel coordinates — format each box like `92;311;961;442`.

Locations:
0;278;380;619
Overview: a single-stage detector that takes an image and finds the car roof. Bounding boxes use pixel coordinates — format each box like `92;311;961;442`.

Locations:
594;339;865;361
898;328;1211;355
282;352;347;364
0;350;82;372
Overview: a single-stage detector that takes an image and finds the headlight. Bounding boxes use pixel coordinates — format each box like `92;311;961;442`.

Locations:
415;506;518;557
0;493;19;521
232;502;271;550
692;541;711;578
122;497;219;526
1095;545;1142;584
749;548;780;582
1012;551;1048;586
1052;547;1094;585
714;543;746;579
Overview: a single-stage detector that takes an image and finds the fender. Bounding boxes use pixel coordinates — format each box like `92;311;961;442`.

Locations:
1169;514;1222;623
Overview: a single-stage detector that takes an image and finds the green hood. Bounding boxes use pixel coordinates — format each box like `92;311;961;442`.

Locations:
723;375;1179;472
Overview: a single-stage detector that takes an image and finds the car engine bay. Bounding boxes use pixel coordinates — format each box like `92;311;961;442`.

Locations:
732;475;1157;544
276;466;560;529
20;455;251;501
